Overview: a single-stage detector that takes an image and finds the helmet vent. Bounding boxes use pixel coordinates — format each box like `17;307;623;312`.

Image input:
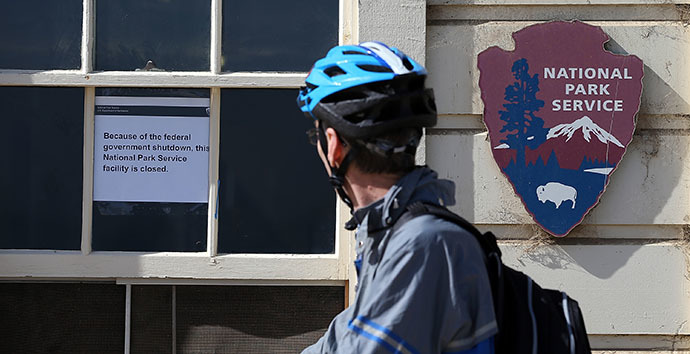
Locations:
356;64;394;73
402;57;414;70
324;66;346;77
306;82;318;90
342;50;365;55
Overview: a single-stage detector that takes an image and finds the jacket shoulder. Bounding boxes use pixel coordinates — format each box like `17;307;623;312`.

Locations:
390;213;484;258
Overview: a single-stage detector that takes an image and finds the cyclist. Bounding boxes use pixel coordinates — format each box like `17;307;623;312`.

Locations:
298;41;497;354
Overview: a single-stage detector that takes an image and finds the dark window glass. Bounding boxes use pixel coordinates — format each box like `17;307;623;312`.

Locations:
0;283;125;354
131;286;173;354
222;0;338;72
218;89;335;254
96;0;210;71
92;88;209;252
92;202;208;252
0;87;83;250
130;285;342;353
0;1;82;69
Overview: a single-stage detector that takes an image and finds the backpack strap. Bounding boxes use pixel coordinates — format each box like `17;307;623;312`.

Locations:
398;201;502;258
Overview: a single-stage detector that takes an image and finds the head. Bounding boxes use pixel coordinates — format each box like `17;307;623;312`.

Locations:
297;41;437;210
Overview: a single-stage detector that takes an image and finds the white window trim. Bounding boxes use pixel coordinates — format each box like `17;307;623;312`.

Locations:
124;284;131;354
0;71;308;87
0;0;358;286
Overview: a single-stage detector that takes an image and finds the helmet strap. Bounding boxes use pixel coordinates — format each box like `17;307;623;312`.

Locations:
318;122;356;212
328;150;356;212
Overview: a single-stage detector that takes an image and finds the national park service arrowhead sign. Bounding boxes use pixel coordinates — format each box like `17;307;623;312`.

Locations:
478;21;643;236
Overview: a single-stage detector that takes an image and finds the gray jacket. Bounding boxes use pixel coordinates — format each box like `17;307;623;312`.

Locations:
303;167;497;354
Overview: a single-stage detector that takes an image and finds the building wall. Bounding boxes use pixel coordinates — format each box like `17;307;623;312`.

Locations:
360;0;690;353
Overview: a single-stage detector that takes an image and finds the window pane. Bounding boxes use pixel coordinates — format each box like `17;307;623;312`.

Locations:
0;283;125;354
218;89;335;254
176;286;343;352
0;87;83;250
222;0;338;72
96;0;210;71
0;1;82;70
92;88;209;252
131;286;173;354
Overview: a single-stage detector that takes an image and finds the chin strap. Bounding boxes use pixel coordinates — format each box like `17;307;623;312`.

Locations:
328;151;356;212
318;123;356;213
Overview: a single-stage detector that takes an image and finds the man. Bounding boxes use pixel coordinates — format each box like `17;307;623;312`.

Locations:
297;42;497;354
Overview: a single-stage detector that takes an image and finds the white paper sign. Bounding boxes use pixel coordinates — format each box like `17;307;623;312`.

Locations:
94;96;210;203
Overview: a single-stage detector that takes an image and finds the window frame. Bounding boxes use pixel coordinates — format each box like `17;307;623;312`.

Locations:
0;0;357;291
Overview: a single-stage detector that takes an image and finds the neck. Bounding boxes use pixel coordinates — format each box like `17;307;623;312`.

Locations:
343;167;403;210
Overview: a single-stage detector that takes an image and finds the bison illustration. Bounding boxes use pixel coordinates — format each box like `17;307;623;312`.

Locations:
536;182;577;209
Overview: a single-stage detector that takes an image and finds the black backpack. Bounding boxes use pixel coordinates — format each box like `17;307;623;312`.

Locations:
398;202;592;354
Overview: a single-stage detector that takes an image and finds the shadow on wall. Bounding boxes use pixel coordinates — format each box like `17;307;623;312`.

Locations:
557;35;689;277
518;242;643;280
575;37;689;227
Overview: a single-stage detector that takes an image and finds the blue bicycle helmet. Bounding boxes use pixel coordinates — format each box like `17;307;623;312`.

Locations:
297;41;437;139
298;42;437;214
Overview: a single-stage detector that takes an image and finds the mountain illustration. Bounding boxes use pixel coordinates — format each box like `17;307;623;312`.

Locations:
546;116;624;147
493;115;626;170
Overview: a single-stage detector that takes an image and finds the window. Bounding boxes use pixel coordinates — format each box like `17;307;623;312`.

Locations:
0;0;350;350
96;0;211;71
222;0;338;71
0;283;342;353
0;1;82;69
0;0;341;254
0;283;125;353
0;87;83;250
130;285;343;353
218;89;336;254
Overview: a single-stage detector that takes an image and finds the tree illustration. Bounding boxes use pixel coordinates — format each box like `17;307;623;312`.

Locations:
499;58;549;167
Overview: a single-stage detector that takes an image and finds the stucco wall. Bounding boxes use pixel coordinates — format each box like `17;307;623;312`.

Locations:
360;1;690;352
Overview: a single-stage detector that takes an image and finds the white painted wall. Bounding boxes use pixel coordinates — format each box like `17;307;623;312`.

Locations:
360;1;690;352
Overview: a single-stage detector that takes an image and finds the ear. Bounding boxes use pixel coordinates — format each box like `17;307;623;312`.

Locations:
325;127;347;168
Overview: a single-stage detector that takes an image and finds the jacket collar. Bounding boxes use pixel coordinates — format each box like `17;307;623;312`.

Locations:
345;166;455;234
